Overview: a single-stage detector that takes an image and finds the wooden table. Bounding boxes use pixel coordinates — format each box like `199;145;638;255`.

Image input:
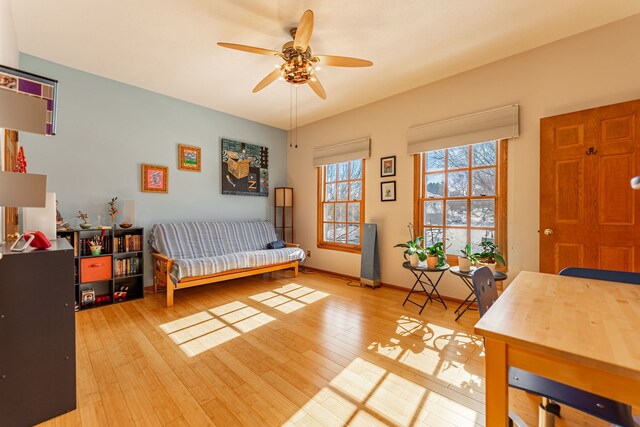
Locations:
474;271;640;426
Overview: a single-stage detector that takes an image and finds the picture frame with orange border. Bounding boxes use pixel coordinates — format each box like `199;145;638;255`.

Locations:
141;164;168;193
178;144;201;172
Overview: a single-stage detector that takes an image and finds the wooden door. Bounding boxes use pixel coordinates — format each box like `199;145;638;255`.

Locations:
540;99;640;273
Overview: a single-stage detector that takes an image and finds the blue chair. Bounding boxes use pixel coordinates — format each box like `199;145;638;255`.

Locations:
559;267;640;285
472;267;637;427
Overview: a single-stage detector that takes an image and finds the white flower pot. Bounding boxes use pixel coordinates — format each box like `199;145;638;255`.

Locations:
408;253;419;267
478;261;496;272
458;257;471;272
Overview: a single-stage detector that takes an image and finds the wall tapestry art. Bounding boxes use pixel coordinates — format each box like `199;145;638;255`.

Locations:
221;138;268;196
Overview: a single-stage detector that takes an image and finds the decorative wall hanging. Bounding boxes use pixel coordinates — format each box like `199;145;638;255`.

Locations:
0;65;58;135
178;144;201;172
381;181;396;202
380;155;396;177
141;164;168;193
221;138;268;196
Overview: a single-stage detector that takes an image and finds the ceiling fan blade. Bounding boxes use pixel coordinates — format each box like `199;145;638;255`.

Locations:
308;77;327;100
217;42;280;57
294;10;314;51
315;55;373;67
253;69;282;93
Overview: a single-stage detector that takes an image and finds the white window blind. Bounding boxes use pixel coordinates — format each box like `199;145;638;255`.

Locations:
313;138;370;167
407;105;519;154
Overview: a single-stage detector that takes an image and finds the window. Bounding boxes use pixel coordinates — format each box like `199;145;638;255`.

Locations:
317;160;365;252
415;140;507;263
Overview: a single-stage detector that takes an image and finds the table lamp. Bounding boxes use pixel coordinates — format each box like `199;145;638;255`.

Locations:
0;171;47;246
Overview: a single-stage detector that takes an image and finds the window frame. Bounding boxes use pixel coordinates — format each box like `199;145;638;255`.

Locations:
413;139;508;267
316;160;365;254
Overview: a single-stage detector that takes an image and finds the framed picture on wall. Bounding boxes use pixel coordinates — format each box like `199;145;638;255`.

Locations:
381;155;396;177
381;181;396;202
178;144;201;172
141;164;168;193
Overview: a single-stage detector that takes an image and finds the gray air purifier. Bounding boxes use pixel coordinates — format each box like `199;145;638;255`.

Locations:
360;223;380;288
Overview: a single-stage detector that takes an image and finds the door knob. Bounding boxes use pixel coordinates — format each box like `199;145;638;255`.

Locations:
544;229;554;236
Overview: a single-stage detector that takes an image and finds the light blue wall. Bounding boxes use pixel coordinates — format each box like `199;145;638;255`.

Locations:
19;54;288;284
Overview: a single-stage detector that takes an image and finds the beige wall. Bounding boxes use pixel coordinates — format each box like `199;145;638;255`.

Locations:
0;0;18;67
287;13;640;299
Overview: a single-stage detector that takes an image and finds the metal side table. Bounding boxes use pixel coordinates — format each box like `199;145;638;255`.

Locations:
450;266;507;321
402;261;449;315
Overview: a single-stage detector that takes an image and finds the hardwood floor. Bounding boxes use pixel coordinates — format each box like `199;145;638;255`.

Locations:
38;271;626;426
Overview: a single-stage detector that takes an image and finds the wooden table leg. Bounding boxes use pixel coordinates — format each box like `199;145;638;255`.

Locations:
485;338;509;426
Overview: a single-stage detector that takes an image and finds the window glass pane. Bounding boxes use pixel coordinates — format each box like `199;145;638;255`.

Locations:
347;224;360;245
472;141;496;166
338;162;349;181
424;200;443;226
350;182;362;201
335;203;347;222
447;171;469;197
349;160;362;180
326;183;336;201
335;224;347;243
426;150;445;171
347;202;360;223
423;228;443;247
472;168;496;196
326;164;336;182
446;228;467;255
446;200;467;226
323;204;334;221
448;146;468;169
337;182;349;201
324;223;335;242
471;229;495;252
426;173;444;197
471;199;495;227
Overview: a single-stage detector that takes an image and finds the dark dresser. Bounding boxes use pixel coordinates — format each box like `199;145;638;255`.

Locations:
0;238;76;426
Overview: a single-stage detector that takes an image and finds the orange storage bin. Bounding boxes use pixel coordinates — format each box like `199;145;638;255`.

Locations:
80;256;112;283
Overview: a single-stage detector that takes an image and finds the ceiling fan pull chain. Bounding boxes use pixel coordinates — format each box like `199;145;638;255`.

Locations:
289;85;293;147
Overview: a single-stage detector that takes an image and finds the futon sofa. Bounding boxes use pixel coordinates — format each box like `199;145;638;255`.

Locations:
150;220;305;306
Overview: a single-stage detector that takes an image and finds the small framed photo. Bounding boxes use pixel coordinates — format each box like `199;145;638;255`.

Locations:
178;144;201;172
141;164;169;193
381;181;396;202
381;155;396;177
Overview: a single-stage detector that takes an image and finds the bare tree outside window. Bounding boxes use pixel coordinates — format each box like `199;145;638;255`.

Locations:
318;160;364;250
420;141;499;255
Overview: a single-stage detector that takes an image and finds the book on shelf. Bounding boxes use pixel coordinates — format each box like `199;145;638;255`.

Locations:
114;234;142;253
115;256;141;277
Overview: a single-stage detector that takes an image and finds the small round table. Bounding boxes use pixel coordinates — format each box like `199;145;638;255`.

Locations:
449;266;507;321
402;261;449;315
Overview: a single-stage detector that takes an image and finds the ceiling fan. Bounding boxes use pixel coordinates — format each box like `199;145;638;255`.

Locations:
217;9;373;100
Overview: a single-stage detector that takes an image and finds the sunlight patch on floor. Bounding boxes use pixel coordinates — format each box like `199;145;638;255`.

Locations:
160;285;329;357
284;357;441;426
159;301;275;357
250;283;329;314
366;315;486;408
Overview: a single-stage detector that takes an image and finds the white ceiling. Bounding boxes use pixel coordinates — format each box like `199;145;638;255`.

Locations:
10;1;640;130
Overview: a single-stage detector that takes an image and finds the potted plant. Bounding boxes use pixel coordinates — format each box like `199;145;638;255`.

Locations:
426;241;446;268
395;236;427;267
77;211;92;229
473;241;505;272
107;196;119;227
458;244;476;272
89;235;103;256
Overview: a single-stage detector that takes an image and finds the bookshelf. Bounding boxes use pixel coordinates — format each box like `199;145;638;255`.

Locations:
57;227;144;310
